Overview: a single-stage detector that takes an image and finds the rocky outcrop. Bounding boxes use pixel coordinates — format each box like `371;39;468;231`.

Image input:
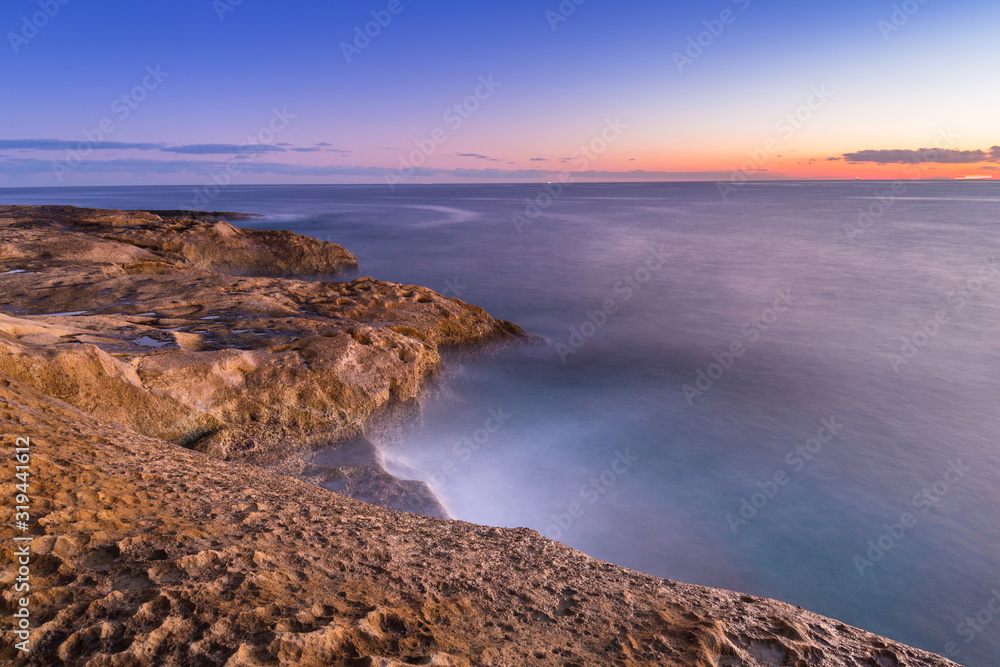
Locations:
0;206;957;666
0;376;958;666
0;205;358;277
0;206;526;516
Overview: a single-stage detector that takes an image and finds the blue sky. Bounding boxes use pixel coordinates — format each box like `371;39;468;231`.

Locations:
1;0;998;185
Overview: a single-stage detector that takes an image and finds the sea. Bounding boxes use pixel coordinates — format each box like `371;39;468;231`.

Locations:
2;181;998;666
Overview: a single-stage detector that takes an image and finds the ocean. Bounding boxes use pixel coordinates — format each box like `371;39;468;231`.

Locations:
3;181;998;665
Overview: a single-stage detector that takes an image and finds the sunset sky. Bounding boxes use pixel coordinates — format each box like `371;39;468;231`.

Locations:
1;0;997;186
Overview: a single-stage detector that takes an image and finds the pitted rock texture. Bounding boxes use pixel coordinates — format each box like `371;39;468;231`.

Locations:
0;206;957;666
0;206;526;516
0;377;958;666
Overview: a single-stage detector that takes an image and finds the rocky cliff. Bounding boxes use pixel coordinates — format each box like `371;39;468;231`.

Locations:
0;206;528;517
0;206;957;666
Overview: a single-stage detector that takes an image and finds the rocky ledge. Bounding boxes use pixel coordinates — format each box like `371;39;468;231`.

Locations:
0;206;956;666
0;205;526;518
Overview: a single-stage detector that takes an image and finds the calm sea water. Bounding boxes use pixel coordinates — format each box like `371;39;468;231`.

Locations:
3;182;998;665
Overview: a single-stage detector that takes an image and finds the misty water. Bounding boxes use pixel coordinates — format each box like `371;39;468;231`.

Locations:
4;182;998;665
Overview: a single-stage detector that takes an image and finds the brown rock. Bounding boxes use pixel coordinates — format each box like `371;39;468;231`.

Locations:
0;377;958;666
0;206;527;477
0;206;957;666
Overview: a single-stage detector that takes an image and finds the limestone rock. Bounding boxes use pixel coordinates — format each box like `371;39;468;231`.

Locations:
0;206;528;514
0;376;958;666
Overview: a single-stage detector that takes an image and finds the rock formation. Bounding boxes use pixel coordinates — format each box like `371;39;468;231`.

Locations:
0;206;957;665
0;206;527;517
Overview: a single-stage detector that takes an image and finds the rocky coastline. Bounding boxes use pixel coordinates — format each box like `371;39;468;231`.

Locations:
0;206;958;666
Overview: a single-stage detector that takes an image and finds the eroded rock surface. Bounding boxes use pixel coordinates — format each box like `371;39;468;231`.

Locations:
0;377;957;666
0;206;957;666
0;206;525;516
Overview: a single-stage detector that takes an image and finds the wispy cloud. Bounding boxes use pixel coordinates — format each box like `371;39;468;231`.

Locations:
0;157;385;177
162;144;287;154
457;153;497;161
530;157;548;162
842;148;992;164
0;139;163;151
0;157;736;182
0;139;289;155
289;146;350;153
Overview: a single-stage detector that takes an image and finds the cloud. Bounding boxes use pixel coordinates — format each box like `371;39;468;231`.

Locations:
0;138;290;155
288;146;350;153
163;144;286;154
991;146;1000;161
0;139;163;151
842;148;990;164
457;153;492;160
316;142;332;147
826;157;841;161
0;157;741;182
0;157;389;178
530;157;548;162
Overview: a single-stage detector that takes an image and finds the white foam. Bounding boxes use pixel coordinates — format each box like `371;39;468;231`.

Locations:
405;205;481;229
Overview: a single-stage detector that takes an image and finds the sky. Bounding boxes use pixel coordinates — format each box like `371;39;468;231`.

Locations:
0;0;998;186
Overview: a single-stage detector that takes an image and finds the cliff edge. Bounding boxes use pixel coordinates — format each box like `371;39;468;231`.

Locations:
0;206;957;666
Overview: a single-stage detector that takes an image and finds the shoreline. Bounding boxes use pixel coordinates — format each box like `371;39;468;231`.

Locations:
0;204;958;666
0;204;529;520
